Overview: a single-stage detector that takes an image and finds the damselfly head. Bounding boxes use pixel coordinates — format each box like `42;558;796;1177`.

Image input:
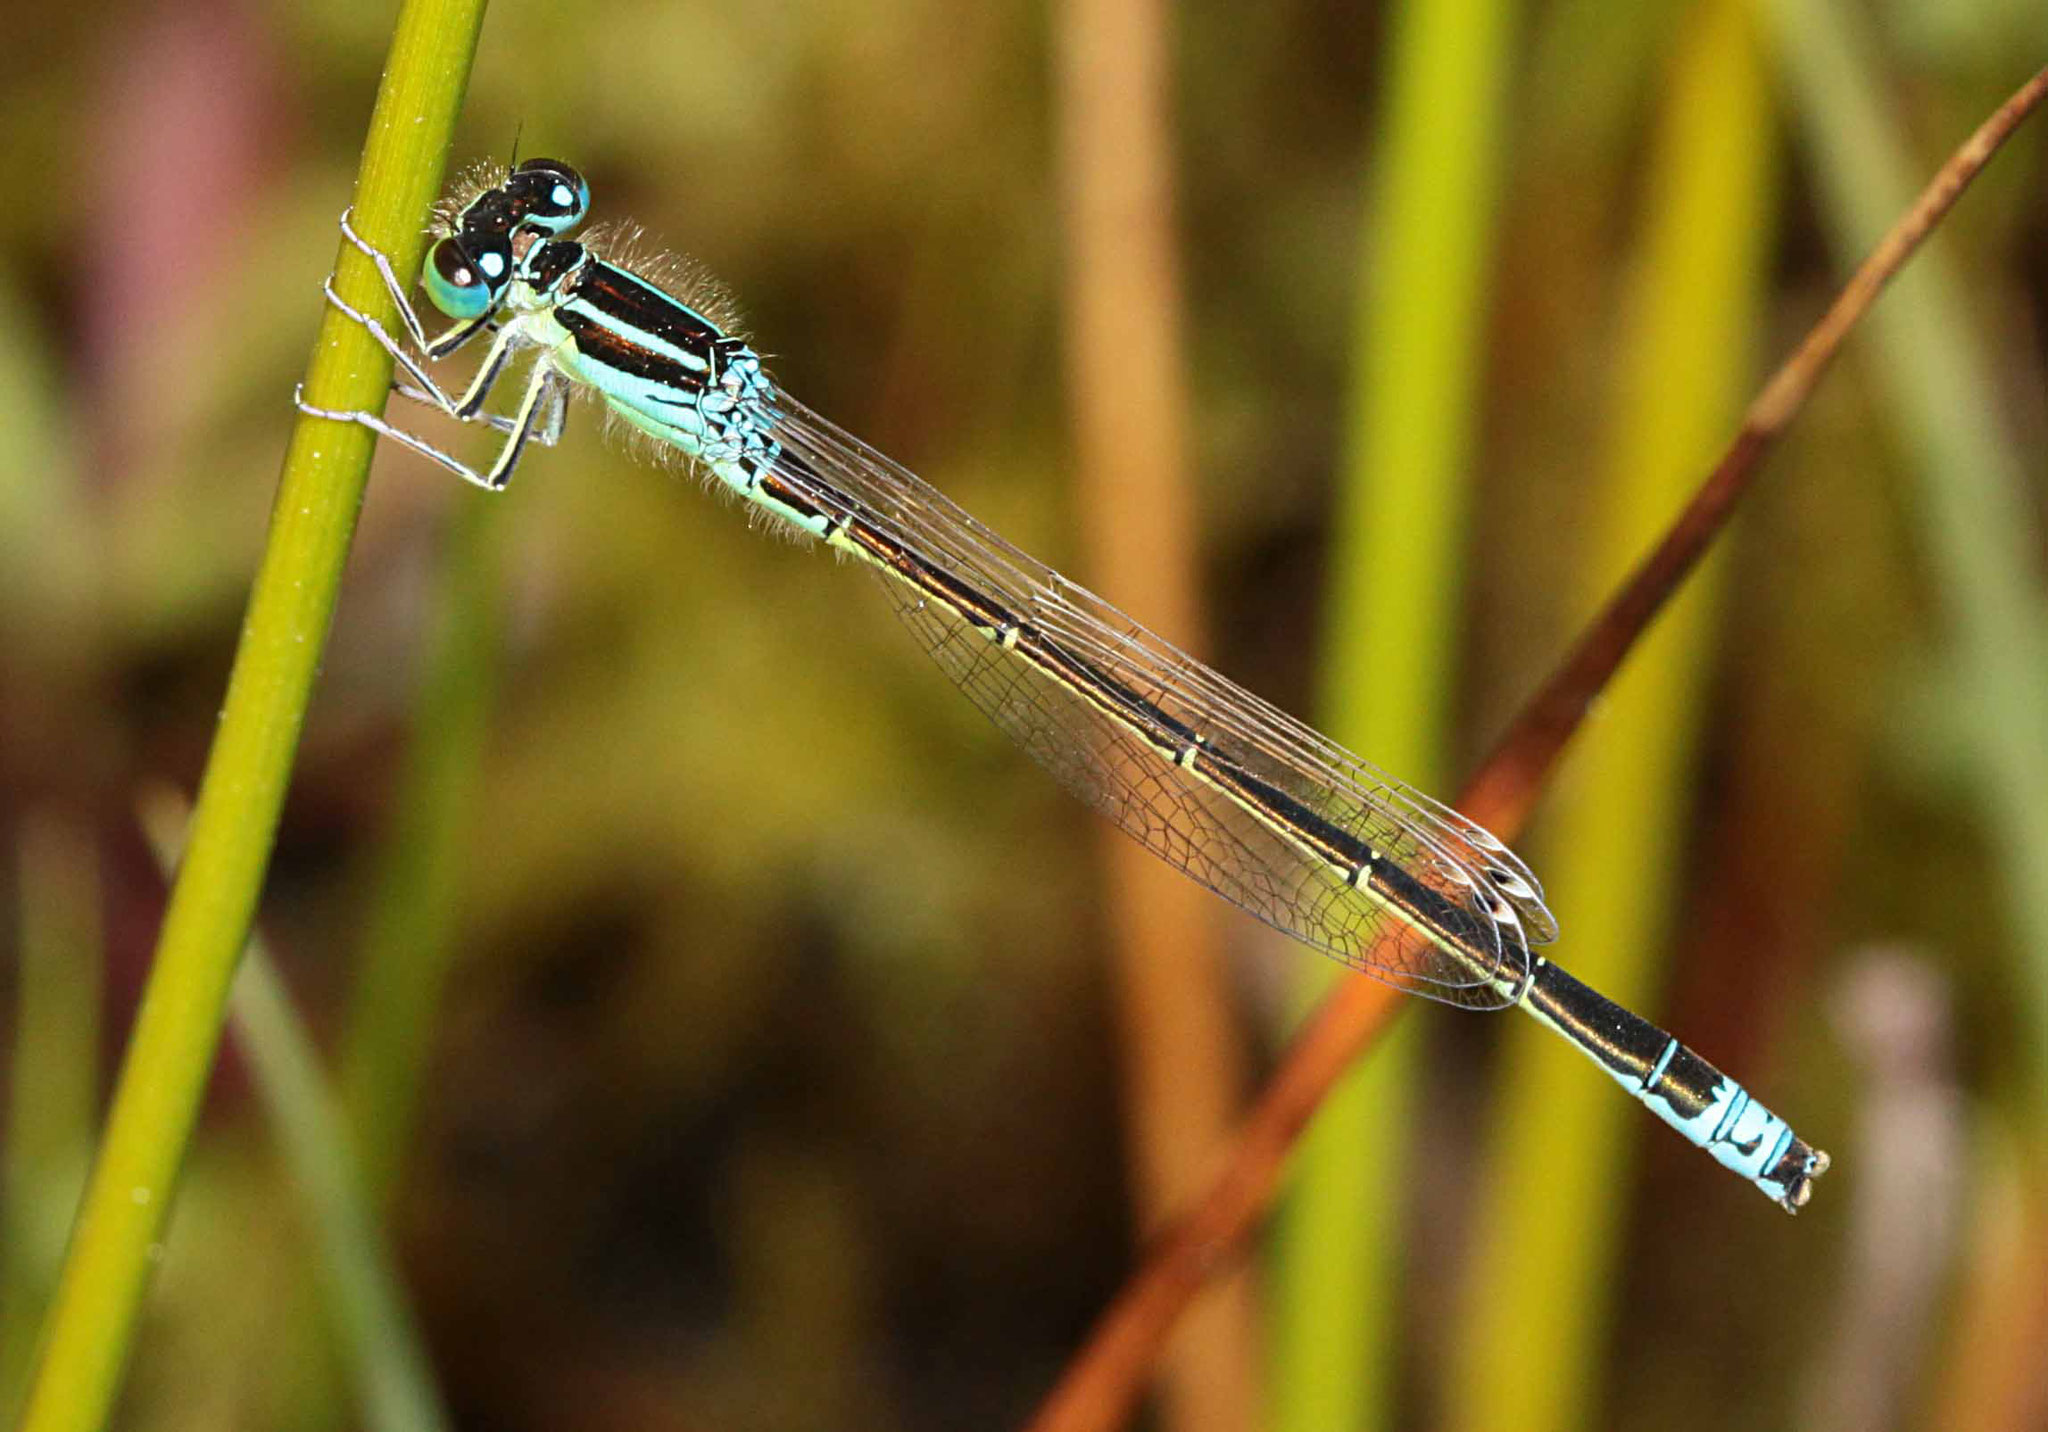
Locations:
422;159;590;318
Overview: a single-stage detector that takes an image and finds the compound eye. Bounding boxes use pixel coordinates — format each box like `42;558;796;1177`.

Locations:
507;158;590;233
421;236;501;319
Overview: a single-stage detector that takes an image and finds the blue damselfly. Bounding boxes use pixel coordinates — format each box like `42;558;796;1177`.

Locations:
299;159;1829;1212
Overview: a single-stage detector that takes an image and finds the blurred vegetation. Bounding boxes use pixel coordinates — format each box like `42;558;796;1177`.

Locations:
1;3;2045;1431
1270;0;1512;1426
1451;6;1775;1429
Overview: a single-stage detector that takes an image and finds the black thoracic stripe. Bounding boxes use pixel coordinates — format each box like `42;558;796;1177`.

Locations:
555;304;709;396
574;262;725;353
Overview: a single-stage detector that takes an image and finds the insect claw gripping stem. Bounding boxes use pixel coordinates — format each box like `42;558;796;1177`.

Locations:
338;205;432;350
322;278;458;409
293;383;510;494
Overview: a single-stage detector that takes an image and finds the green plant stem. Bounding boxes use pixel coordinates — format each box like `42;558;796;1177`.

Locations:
1;818;103;1424
16;6;486;1430
137;794;451;1432
1268;0;1515;1426
1444;6;1772;1431
340;499;505;1206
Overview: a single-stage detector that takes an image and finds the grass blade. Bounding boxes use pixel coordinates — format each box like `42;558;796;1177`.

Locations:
1021;54;2046;1432
340;500;506;1205
1769;0;2048;1105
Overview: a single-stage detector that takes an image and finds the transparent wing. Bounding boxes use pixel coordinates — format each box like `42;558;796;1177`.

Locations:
874;538;1519;1006
1026;579;1557;944
758;391;1549;1006
765;395;1554;944
764;393;1555;939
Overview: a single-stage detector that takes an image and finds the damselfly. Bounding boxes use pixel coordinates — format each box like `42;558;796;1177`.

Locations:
299;159;1829;1212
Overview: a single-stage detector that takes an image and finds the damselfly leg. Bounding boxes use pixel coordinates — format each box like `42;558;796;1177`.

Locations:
297;213;568;490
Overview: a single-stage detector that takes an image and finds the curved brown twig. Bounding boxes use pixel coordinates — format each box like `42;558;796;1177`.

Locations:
1019;62;2048;1432
1465;61;2048;825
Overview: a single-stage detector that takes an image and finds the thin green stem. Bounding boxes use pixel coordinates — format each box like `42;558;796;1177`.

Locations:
1269;0;1516;1425
1446;6;1773;1430
0;817;102;1424
341;498;505;1205
16;6;487;1430
137;793;451;1432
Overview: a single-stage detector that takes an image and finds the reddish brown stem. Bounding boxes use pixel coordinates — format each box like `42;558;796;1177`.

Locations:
1469;60;2048;823
1019;62;2048;1432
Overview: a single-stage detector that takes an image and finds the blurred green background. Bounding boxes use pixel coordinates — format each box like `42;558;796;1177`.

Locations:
4;1;2048;1430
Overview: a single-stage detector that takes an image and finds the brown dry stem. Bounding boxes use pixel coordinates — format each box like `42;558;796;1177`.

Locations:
1019;61;2048;1432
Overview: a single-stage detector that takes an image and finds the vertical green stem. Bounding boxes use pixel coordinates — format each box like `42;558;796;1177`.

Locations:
136;792;452;1432
341;499;505;1205
16;6;487;1430
1771;21;2048;1416
1;818;103;1423
1268;0;1516;1427
1443;6;1774;1431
